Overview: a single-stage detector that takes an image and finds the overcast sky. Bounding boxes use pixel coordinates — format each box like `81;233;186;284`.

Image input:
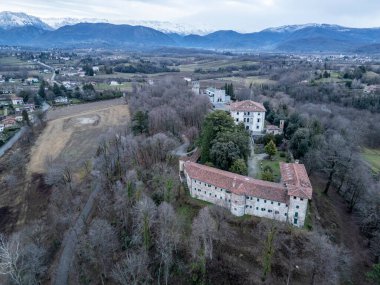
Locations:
2;0;380;32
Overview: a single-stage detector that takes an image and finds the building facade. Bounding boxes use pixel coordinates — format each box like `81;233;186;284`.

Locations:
205;87;230;104
179;160;312;227
230;100;266;133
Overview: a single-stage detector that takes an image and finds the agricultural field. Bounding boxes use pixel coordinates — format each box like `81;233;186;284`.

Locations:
29;98;130;173
178;59;258;72
219;75;277;87
362;147;380;174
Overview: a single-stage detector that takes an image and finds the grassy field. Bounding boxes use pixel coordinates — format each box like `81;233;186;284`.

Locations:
179;60;258;72
362;147;380;174
219;76;276;87
257;151;288;182
95;82;133;92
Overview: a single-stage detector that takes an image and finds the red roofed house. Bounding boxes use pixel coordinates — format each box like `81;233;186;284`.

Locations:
230;100;266;134
179;159;312;227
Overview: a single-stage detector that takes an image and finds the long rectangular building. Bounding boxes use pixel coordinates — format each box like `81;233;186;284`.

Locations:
179;159;312;227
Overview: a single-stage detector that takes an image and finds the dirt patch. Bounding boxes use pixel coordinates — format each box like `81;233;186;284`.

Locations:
29;101;130;174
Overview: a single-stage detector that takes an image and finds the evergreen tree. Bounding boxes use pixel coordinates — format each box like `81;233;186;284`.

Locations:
229;159;248;175
132;111;149;135
265;140;277;159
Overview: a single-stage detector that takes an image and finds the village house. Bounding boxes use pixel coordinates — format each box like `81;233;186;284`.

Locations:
1;117;17;128
266;120;285;135
11;96;24;106
26;77;39;84
0;123;4;133
230;100;266;133
54;96;69;104
179;159;312;227
192;81;200;95
205;87;231;104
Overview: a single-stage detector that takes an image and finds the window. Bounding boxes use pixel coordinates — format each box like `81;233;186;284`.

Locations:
237;112;239;115
246;205;249;208
271;201;274;205
275;211;279;214
236;118;239;122
300;198;304;201
204;183;206;186
285;213;288;216
293;196;297;200
295;212;299;217
250;197;253;200
268;210;272;213
215;195;217;197
246;126;249;130
256;126;259;129
234;208;237;211
215;186;217;189
257;198;260;202
256;207;259;210
229;199;231;202
258;113;261;116
294;218;298;225
204;191;206;194
247;112;250;115
247;118;249;122
250;206;252;208
209;193;211;196
257;119;260;123
278;203;280;206
296;206;299;209
220;197;222;199
261;208;265;211
264;200;267;203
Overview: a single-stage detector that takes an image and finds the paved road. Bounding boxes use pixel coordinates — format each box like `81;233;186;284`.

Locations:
171;135;190;157
0;127;26;158
247;140;267;179
53;184;102;285
36;61;59;85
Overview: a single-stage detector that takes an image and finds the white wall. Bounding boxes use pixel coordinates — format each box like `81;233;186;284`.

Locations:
231;111;265;132
184;171;308;225
288;196;308;227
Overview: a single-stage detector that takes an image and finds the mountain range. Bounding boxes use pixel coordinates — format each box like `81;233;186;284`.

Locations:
0;11;380;53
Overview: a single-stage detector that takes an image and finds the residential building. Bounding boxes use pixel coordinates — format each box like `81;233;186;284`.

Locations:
205;87;230;104
192;81;200;95
54;96;69;104
0;124;4;132
266;120;285;135
230;100;266;133
179;159;312;227
11;96;24;106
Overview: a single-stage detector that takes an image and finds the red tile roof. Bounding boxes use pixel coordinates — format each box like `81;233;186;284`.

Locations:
280;162;313;200
230;100;266;112
184;161;288;203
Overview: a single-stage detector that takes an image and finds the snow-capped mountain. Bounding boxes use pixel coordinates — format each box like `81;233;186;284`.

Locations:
44;17;213;35
43;17;110;29
263;23;344;33
121;20;214;36
0;11;52;30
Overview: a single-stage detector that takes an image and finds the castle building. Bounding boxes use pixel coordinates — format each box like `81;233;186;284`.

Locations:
179;159;312;227
230;100;266;133
205;87;230;104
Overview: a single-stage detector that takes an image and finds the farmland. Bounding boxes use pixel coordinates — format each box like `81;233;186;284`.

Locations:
29;98;130;173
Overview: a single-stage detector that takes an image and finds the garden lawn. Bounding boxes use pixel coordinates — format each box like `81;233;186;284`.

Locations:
257;151;287;182
362;147;380;174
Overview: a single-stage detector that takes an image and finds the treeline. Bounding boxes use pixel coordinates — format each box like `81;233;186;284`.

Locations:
114;63;179;74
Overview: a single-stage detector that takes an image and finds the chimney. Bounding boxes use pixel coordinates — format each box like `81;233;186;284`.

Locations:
232;176;237;188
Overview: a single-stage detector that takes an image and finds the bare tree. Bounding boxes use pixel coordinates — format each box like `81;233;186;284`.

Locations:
112;250;151;285
191;207;217;260
133;195;157;250
156;202;181;285
0;234;23;285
